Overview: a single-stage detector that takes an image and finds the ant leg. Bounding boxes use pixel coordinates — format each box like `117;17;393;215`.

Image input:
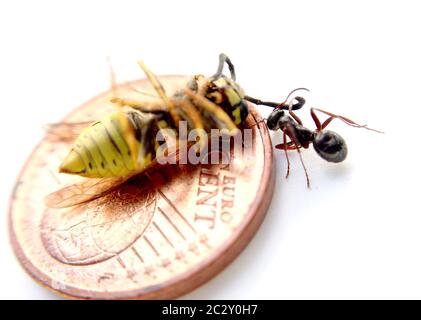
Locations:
212;53;236;80
289;96;306;112
247;118;267;129
283;132;291;179
288;111;303;125
310;107;323;131
281;123;311;188
311;108;384;133
275;141;298;150
276;133;294;178
288;98;304;125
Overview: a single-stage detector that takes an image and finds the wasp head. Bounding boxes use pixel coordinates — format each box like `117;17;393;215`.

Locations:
207;76;249;125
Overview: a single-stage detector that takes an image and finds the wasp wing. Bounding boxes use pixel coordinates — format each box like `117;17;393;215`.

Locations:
44;121;94;143
44;174;137;208
45;146;182;209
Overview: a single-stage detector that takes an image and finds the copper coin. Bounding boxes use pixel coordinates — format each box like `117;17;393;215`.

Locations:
9;76;275;299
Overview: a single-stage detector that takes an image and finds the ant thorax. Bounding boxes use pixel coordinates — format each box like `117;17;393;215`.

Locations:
278;115;314;149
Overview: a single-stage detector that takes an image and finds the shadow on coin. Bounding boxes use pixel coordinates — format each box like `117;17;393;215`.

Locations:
41;170;160;266
40;157;222;266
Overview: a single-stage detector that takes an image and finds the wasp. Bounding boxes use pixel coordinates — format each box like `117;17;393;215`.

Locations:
46;54;301;208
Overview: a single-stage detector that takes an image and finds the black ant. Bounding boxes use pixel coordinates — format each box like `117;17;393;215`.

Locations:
246;89;383;187
208;53;383;187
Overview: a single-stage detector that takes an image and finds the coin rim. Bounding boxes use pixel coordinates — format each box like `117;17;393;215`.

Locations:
8;76;276;299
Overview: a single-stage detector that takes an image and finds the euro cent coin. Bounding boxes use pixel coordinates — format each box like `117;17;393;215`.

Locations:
9;76;275;299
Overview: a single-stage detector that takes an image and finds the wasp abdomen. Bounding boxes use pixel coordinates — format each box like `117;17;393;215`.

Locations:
59;111;157;178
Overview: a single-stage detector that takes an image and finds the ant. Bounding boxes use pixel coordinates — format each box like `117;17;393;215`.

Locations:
207;53;383;187
246;89;383;188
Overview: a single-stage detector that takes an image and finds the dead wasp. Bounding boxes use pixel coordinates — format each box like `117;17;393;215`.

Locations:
45;54;291;208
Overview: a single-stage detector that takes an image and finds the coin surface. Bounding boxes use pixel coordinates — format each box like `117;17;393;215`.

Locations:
9;76;275;299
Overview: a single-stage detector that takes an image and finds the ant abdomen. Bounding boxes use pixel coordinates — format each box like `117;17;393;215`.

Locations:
313;130;348;163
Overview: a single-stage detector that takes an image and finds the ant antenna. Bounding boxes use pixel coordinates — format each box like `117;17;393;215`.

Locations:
277;87;310;109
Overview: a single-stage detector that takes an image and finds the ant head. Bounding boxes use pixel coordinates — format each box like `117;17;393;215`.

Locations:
313;130;348;163
267;109;285;130
266;95;306;130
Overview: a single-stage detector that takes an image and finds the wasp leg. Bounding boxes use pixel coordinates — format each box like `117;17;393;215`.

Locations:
244;95;306;110
212;53;236;80
176;98;207;153
184;88;238;133
243;96;281;108
245;87;309;110
176;99;204;131
127;84;159;98
137;61;181;125
186;74;209;97
110;97;167;113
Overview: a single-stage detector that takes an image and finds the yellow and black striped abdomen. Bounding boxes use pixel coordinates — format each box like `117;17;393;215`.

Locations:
59;110;155;178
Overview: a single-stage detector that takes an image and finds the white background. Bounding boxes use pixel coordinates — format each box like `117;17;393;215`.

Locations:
0;0;420;299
